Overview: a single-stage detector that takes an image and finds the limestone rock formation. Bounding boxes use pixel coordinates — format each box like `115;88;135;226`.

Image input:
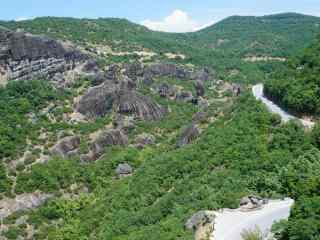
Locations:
191;68;211;82
177;124;200;147
194;81;205;97
113;114;136;132
158;83;170;98
116;90;167;121
176;90;194;103
105;64;121;82
134;133;156;148
51;136;81;158
0;192;52;221
0;27;87;85
82;129;128;161
185;211;216;240
124;62;143;81
239;195;267;211
144;63;190;79
116;163;133;178
76;77;166;121
76;82;117;118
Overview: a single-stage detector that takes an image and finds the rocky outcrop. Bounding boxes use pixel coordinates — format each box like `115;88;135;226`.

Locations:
50;136;81;158
76;78;166;121
0;192;52;221
191;68;211;82
144;63;190;80
116;163;133;178
81;129;128;161
124;62;144;81
121;63;211;83
76;82;118;118
134;133;156;149
176;90;194;103
113;114;135;132
116;90;167;121
177;124;200;147
185;211;216;240
239;195;267;211
194;81;205;97
0;27;87;85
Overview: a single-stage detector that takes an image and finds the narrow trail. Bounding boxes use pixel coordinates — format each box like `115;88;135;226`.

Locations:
252;84;315;128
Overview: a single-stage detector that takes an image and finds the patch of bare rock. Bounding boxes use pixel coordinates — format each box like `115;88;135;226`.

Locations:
0;27;89;87
0;192;52;221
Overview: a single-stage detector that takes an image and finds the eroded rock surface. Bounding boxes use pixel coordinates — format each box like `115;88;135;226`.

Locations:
82;129;128;161
116;90;167;121
50;136;81;158
239;195;267;211
177;124;201;147
116;163;133;178
0;192;52;221
76;82;118;118
134;133;156;148
0;27;87;85
185;211;216;240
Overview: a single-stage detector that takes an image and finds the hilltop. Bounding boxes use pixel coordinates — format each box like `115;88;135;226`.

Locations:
1;13;320;82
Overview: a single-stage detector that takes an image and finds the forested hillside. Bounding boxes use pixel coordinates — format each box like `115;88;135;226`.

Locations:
1;13;320;83
0;12;320;240
265;35;320;116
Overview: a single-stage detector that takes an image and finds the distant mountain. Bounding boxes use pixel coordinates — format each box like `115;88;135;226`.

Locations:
192;13;320;57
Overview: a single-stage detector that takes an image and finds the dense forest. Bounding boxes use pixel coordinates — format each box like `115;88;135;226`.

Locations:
265;35;320;116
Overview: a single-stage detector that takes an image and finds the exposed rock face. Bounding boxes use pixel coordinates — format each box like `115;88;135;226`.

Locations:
177;124;200;147
192;111;209;124
113;114;135;132
82;59;99;73
116;90;167;121
194;81;205;97
0;192;52;220
105;64;121;82
135;133;156;149
143;63;190;80
124;62;144;81
158;83;170;98
51;136;81;158
176;90;194;103
0;27;87;85
191;68;211;82
82;129;128;161
116;163;133;178
90;72;106;86
92;129;128;156
185;211;216;240
239;195;267;211
76;77;166;121
76;82;117;118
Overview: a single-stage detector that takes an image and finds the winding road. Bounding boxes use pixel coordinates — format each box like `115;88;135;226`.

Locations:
252;84;315;128
211;199;294;240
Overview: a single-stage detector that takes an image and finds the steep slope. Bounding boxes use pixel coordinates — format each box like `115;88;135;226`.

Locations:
192;13;320;57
